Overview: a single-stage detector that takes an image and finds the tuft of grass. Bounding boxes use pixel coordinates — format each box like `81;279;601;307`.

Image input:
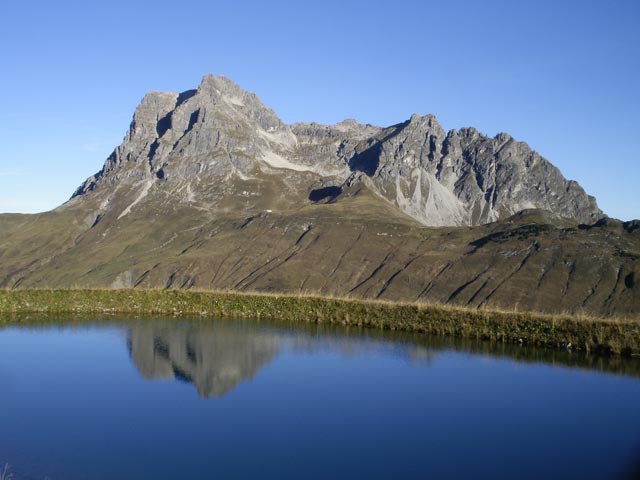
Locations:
0;288;638;355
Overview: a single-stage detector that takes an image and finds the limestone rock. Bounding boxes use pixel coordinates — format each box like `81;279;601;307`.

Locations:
70;74;602;226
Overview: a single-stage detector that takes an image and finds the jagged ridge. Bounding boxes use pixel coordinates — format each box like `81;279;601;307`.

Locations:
71;74;601;227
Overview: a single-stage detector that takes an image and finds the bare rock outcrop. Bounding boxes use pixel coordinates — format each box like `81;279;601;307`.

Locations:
70;74;601;226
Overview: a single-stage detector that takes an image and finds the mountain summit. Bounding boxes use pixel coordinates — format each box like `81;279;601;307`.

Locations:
1;75;636;315
71;74;601;227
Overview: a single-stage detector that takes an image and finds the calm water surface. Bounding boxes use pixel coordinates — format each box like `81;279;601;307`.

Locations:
1;316;639;479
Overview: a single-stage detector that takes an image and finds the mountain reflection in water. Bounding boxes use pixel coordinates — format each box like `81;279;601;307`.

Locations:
123;317;640;399
126;320;435;398
127;323;279;398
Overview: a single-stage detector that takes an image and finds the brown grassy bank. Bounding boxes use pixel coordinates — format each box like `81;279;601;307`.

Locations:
0;289;638;355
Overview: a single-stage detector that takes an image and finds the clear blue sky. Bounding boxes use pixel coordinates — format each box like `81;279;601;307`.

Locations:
1;0;638;220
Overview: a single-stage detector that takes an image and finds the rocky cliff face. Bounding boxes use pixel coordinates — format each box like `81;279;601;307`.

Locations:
69;74;601;227
352;115;601;226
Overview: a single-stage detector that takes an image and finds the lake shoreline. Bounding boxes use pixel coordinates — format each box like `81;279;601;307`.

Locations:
1;289;638;355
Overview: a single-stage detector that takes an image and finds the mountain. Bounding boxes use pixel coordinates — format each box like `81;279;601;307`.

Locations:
71;74;601;227
0;75;637;316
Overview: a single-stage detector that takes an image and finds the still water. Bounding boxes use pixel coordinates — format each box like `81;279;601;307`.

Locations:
0;316;639;480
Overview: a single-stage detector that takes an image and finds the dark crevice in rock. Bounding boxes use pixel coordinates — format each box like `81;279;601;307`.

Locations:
172;109;201;150
188;109;200;131
484;186;494;204
148;140;160;160
428;135;439;162
156;111;173;138
348;142;382;176
348;122;407;177
177;89;197;106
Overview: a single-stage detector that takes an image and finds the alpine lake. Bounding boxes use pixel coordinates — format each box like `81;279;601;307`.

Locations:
1;315;639;480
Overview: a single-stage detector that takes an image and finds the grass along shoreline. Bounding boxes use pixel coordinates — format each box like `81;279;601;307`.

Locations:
0;289;638;355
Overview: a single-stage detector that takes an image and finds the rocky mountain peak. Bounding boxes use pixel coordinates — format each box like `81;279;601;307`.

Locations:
198;73;236;93
408;112;436;124
69;75;603;227
195;74;283;130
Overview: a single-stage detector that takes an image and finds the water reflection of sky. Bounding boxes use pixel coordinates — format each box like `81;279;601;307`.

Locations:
0;318;639;480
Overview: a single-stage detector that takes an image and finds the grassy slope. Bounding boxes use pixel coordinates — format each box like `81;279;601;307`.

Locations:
0;288;638;355
1;188;638;316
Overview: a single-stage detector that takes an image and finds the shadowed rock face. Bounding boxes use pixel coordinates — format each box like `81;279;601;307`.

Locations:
127;323;278;398
70;74;600;227
0;75;636;316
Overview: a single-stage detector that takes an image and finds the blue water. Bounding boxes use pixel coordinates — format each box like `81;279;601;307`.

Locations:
0;317;639;479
